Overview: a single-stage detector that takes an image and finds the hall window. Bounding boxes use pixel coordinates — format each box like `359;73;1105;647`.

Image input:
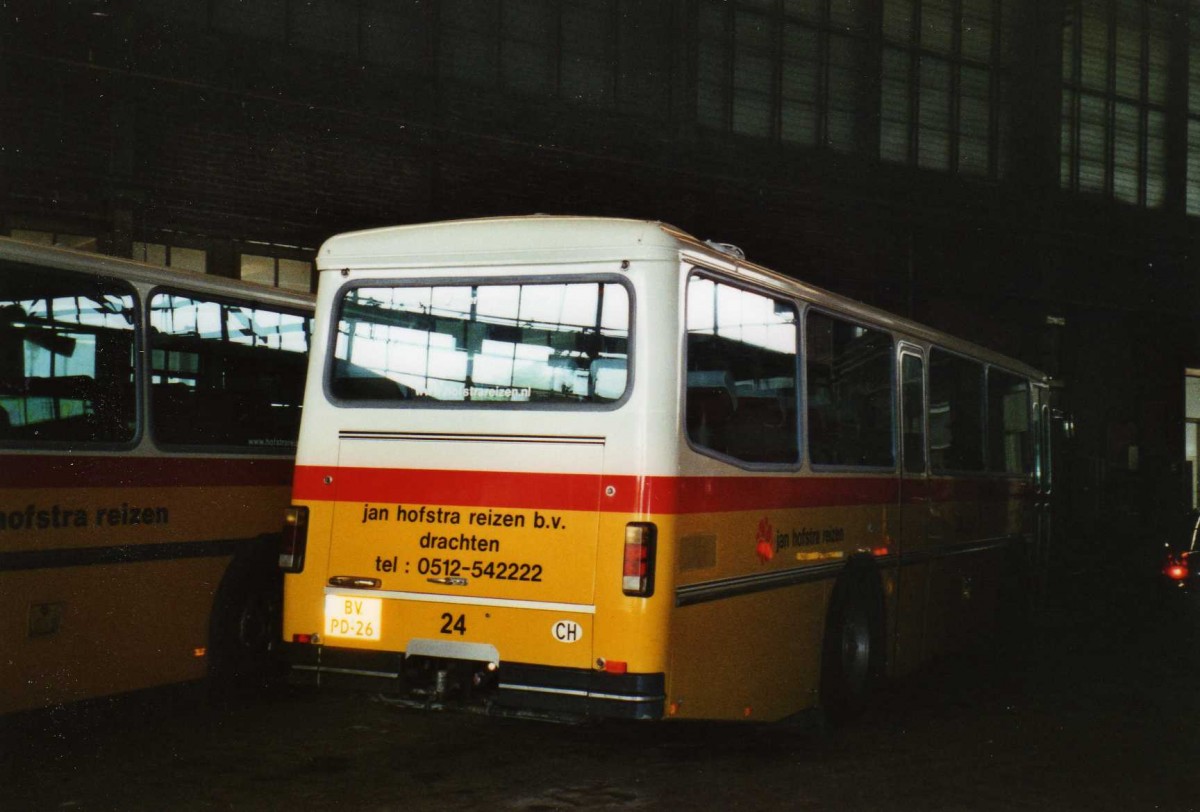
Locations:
133;242;207;274
1187;5;1200;216
240;254;314;293
696;0;873;153
1062;0;1170;209
879;0;1015;177
9;230;98;252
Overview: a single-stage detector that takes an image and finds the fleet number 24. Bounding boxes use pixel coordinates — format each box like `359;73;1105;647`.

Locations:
440;612;466;636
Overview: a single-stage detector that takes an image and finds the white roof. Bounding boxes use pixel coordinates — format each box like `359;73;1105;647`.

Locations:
316;216;1047;381
317;216;697;270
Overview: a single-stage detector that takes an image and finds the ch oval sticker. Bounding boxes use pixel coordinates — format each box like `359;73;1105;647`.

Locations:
552;620;583;644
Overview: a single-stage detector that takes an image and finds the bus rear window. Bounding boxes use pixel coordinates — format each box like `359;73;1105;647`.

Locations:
331;281;630;405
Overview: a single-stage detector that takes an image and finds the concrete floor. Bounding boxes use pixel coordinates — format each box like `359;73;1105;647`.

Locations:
3;555;1196;811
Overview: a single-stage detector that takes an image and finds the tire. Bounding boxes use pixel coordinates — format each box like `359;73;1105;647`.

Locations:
820;569;884;724
207;543;284;698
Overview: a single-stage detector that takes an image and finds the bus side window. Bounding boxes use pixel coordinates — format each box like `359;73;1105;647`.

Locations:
902;353;926;473
685;274;799;465
805;311;895;468
149;293;309;449
0;266;137;445
986;368;1032;474
929;349;985;472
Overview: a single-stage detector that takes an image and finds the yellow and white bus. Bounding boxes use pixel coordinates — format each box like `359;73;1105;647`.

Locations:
0;238;313;714
281;216;1052;722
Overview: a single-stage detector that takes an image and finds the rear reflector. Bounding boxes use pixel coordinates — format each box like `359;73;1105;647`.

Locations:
279;506;309;573
622;522;657;597
603;659;628;675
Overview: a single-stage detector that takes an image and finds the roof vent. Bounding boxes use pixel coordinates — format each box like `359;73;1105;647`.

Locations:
704;240;746;261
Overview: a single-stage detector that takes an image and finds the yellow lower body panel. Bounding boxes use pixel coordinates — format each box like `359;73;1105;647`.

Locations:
1;556;227;714
667;579;832;722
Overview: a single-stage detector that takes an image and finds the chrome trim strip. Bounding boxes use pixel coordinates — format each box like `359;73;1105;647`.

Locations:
499;683;588;698
586;690;667;703
896;536;1017;567
676;536;1021;607
323;586;596;615
498;683;664;704
338;431;606;445
291;664;400;679
675;562;844;607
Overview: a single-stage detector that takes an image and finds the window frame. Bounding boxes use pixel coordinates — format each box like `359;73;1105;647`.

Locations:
984;363;1034;477
927;345;988;475
0;262;142;452
1061;0;1171;209
898;342;929;477
803;305;898;473
682;267;802;471
324;273;637;412
146;285;312;454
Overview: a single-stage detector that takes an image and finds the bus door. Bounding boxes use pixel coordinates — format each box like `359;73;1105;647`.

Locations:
321;432;605;674
894;346;930;675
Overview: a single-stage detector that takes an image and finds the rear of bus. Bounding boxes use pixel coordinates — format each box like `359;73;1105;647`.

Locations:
281;218;681;720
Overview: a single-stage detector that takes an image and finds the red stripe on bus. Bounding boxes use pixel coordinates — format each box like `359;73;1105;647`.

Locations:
292;466;1026;514
660;475;900;514
293;466;607;512
0;455;295;489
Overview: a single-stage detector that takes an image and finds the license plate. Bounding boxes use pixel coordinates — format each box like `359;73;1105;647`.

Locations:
324;595;382;641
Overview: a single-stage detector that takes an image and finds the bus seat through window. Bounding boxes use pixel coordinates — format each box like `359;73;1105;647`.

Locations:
725;393;793;462
687;370;737;452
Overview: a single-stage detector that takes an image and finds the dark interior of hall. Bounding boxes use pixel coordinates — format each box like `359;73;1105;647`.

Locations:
4;0;1200;557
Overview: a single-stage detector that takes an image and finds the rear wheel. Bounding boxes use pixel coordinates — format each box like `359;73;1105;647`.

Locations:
820;570;884;723
208;549;283;698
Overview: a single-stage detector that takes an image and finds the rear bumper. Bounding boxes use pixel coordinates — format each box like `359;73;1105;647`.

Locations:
283;643;666;721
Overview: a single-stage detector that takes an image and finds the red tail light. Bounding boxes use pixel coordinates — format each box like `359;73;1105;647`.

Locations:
1167;562;1189;581
622;522;657;597
279;506;309;573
